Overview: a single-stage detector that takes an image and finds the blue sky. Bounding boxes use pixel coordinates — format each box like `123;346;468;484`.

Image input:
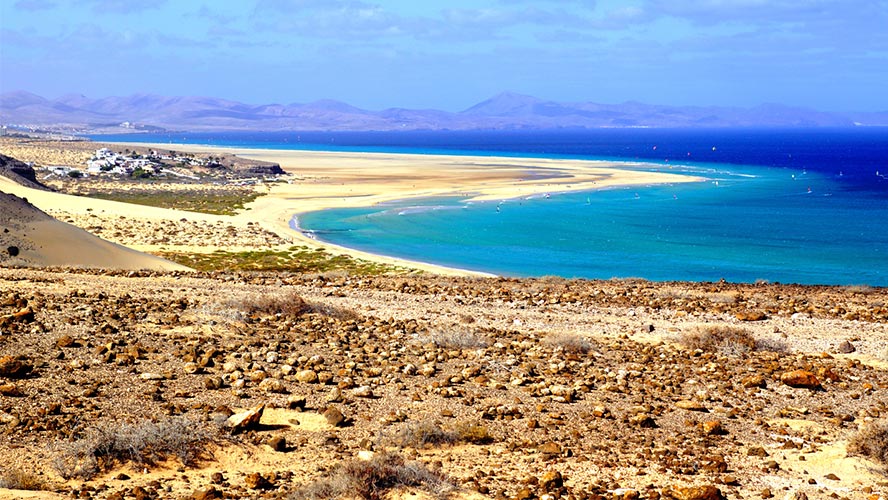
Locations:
1;0;886;111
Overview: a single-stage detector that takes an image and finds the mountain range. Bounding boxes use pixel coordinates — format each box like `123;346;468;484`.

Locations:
2;90;887;132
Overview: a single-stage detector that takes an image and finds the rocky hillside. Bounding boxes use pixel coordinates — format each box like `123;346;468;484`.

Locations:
0;268;886;499
0;153;48;190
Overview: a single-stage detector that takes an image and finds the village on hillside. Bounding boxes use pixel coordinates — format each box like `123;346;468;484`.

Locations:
44;147;218;181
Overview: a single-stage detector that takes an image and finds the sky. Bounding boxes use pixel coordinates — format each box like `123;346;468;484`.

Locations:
1;0;887;112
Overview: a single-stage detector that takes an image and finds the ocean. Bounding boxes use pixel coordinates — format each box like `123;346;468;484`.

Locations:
91;128;888;285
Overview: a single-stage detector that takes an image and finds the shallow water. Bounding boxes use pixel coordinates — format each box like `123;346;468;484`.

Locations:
94;129;888;285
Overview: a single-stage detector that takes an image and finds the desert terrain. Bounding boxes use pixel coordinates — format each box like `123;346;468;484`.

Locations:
0;139;886;500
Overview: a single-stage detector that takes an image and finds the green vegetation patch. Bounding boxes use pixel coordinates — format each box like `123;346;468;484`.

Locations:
85;189;261;215
158;246;405;275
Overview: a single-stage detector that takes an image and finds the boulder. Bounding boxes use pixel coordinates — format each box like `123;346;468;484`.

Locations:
780;370;821;389
225;404;264;433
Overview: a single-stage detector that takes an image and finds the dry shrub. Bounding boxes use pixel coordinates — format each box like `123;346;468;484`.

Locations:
226;290;311;318
544;332;595;354
848;421;888;468
51;416;211;480
844;284;877;295
224;291;360;321
291;452;453;500
380;421;457;449
680;325;788;356
305;301;362;322
380;420;493;449
422;330;489;350
0;468;49;491
679;325;756;356
453;420;493;444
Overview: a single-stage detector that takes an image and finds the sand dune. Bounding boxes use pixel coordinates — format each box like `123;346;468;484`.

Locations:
0;190;190;271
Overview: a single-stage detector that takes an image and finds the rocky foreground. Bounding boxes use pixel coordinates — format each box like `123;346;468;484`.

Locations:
0;268;886;499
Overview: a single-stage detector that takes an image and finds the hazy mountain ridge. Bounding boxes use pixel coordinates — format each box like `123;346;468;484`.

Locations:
1;90;886;132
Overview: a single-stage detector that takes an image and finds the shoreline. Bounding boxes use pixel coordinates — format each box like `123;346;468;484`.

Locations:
57;141;705;276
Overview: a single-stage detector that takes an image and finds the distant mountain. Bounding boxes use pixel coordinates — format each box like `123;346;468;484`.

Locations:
2;90;886;132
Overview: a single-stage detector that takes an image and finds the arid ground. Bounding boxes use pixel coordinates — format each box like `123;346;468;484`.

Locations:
0;138;886;500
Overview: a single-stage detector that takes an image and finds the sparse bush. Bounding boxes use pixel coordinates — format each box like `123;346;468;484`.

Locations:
51;416;211;480
844;284;877;294
544;332;595;354
679;325;757;356
453;420;493;444
380;419;493;449
421;330;489;350
848;421;888;468
0;468;49;491
291;452;453;500
305;301;362;322
226;291;311;318
381;421;457;449
223;291;361;322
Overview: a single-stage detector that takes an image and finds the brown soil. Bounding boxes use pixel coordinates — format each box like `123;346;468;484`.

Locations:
1;269;886;499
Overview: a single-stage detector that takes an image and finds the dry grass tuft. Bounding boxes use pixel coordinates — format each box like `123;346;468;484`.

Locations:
226;290;311;318
291;452;454;500
0;468;50;491
421;330;490;350
51;416;211;480
380;419;494;450
679;325;757;356
848;421;888;468
380;421;457;449
544;332;595;354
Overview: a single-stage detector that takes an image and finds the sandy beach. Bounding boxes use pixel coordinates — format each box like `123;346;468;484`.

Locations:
104;144;703;273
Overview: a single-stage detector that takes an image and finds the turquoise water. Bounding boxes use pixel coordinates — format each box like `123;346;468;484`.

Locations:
298;163;888;285
94;129;888;285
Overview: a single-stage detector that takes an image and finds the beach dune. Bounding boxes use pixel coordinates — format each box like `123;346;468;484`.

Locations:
0;189;190;271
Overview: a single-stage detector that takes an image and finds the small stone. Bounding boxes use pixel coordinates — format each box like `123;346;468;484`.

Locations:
780;370;821;389
225;404;264;434
538;441;562;457
115;473;130;480
675;400;708;412
56;335;77;348
740;375;766;389
701;420;724;436
515;487;534;500
323;406;345;427
667;485;725;500
210;472;225;484
760;489;773;499
835;340;856;354
0;356;32;379
629;414;656;427
736;311;767;321
244;472;273;490
189;487;220;500
352;385;373;398
747;446;768;457
823;473;840;481
296;369;318;383
140;372;165;381
287;395;307;410
267;435;287;452
259;378;285;393
204;377;223;390
0;383;21;396
539;470;563;491
183;362;202;375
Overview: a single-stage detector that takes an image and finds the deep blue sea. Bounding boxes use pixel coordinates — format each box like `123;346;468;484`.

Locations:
92;129;888;285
